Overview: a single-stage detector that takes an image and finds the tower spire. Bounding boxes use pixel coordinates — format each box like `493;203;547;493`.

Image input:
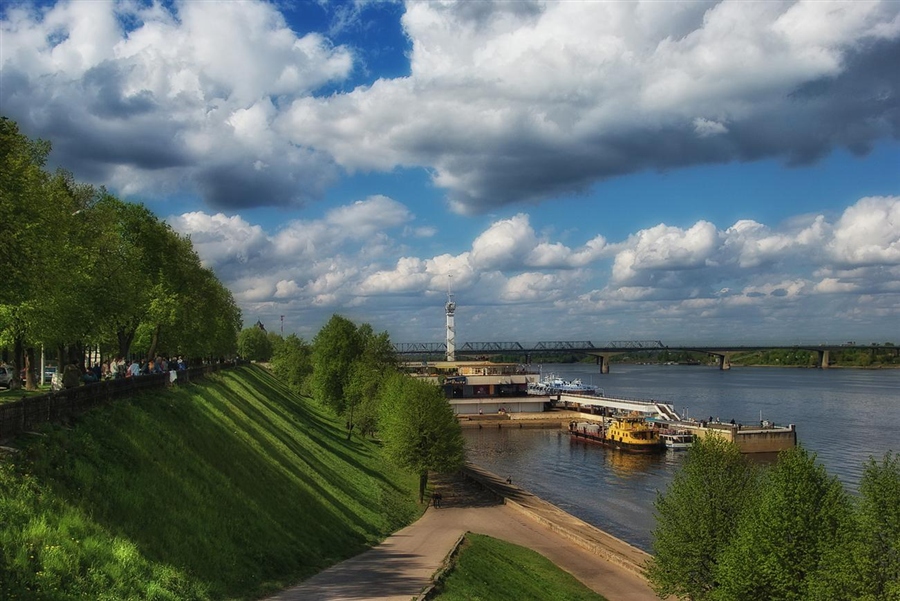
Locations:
446;276;456;362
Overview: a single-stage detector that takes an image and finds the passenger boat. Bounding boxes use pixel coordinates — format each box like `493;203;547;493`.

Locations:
528;374;600;396
660;432;695;450
568;414;666;453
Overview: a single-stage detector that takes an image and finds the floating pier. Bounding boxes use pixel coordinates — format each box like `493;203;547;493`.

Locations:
556;393;797;454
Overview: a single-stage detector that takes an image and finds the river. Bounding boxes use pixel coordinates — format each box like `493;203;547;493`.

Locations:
462;364;899;552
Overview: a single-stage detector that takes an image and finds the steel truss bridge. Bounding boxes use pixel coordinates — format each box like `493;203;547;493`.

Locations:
393;340;667;354
393;341;898;372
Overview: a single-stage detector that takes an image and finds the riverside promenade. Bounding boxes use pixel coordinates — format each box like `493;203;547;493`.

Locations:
265;464;662;601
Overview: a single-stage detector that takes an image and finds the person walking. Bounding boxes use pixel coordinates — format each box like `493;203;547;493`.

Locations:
62;362;81;389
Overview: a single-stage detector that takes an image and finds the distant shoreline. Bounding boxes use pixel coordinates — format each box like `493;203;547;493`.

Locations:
590;361;900;370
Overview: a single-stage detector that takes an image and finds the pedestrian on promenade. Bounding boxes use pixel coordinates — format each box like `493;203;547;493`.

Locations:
62;362;81;389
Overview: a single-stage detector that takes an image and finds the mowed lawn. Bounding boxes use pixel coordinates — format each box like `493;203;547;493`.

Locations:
433;533;607;601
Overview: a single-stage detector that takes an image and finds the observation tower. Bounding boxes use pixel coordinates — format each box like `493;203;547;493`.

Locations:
446;279;456;362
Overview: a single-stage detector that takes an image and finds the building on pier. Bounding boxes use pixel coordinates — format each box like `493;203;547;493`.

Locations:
405;360;545;415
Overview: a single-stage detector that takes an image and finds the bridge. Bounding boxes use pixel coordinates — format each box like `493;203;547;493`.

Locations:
393;340;897;373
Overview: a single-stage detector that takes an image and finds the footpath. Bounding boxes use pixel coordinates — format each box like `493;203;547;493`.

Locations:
265;464;662;601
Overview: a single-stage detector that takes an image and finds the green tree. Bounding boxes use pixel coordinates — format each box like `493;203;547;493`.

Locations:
344;325;397;438
238;327;273;362
0;118;240;371
787;453;900;601
715;446;853;601
172;267;241;360
378;373;465;503
267;331;284;357
309;315;362;414
270;334;312;394
647;436;757;601
0;118;57;388
855;452;900;600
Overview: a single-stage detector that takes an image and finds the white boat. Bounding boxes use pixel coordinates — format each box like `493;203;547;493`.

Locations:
527;374;600;396
660;432;695;450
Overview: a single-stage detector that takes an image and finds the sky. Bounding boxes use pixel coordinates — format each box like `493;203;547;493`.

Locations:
2;0;899;347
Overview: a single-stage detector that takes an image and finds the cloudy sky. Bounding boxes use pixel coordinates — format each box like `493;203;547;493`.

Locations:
2;0;899;346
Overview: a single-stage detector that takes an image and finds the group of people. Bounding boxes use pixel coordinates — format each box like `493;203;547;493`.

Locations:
103;356;188;380
58;356;189;390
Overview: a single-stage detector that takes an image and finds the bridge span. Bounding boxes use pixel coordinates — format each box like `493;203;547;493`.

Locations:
393;340;897;373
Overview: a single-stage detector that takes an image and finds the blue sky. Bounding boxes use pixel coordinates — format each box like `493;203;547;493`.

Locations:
2;0;899;346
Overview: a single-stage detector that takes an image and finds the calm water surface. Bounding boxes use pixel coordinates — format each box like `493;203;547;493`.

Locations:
463;364;899;551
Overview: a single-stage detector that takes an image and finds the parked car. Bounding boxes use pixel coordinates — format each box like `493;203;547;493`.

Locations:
0;365;19;389
44;365;58;383
20;368;41;385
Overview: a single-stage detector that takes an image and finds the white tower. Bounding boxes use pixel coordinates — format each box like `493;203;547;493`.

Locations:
445;277;456;362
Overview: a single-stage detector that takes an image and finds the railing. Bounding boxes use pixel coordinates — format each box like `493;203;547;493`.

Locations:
0;362;239;441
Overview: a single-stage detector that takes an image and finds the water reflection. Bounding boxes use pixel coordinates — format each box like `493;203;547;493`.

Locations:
596;443;666;477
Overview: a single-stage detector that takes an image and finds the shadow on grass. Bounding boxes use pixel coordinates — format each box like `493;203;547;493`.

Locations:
14;366;418;600
227;367;408;495
190;384;377;532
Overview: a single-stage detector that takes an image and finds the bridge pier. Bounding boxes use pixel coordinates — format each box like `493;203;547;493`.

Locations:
712;352;732;370
596;355;610;374
818;350;830;369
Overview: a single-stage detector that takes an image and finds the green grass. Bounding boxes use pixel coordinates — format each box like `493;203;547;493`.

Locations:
0;365;420;600
0;385;52;403
432;533;607;601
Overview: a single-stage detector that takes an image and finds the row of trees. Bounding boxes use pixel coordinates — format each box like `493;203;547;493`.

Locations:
648;438;900;600
1;118;242;389
248;315;465;502
607;346;899;367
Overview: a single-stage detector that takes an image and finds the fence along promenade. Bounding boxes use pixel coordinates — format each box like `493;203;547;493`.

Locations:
0;362;237;442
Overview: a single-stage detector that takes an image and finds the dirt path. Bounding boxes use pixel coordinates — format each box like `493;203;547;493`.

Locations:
264;471;662;601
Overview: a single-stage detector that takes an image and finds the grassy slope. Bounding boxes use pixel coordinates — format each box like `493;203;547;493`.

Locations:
0;365;420;600
432;533;607;601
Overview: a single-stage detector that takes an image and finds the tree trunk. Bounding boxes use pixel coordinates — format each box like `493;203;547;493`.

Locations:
146;323;161;362
418;471;428;504
117;326;135;359
9;337;23;390
71;342;84;371
24;347;37;390
346;401;354;441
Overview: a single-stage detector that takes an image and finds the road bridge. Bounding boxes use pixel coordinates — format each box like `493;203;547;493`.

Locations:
393;341;897;373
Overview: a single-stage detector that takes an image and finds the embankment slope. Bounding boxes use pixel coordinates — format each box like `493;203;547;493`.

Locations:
0;365;419;600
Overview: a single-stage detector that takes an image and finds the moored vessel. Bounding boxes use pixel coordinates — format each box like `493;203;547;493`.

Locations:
529;374;600;396
660;431;695;450
568;414;666;453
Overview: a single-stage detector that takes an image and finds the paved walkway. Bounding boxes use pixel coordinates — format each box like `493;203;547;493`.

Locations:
265;467;663;601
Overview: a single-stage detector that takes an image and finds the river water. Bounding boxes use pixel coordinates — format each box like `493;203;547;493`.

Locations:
462;364;899;552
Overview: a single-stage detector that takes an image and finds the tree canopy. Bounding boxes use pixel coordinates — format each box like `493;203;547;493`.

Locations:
647;436;757;601
269;334;312;395
715;446;853;600
309;315;363;414
650;443;900;601
378;372;465;502
238;327;273;362
0;118;241;386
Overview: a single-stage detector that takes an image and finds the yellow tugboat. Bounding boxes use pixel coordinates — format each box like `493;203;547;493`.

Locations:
569;413;666;453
